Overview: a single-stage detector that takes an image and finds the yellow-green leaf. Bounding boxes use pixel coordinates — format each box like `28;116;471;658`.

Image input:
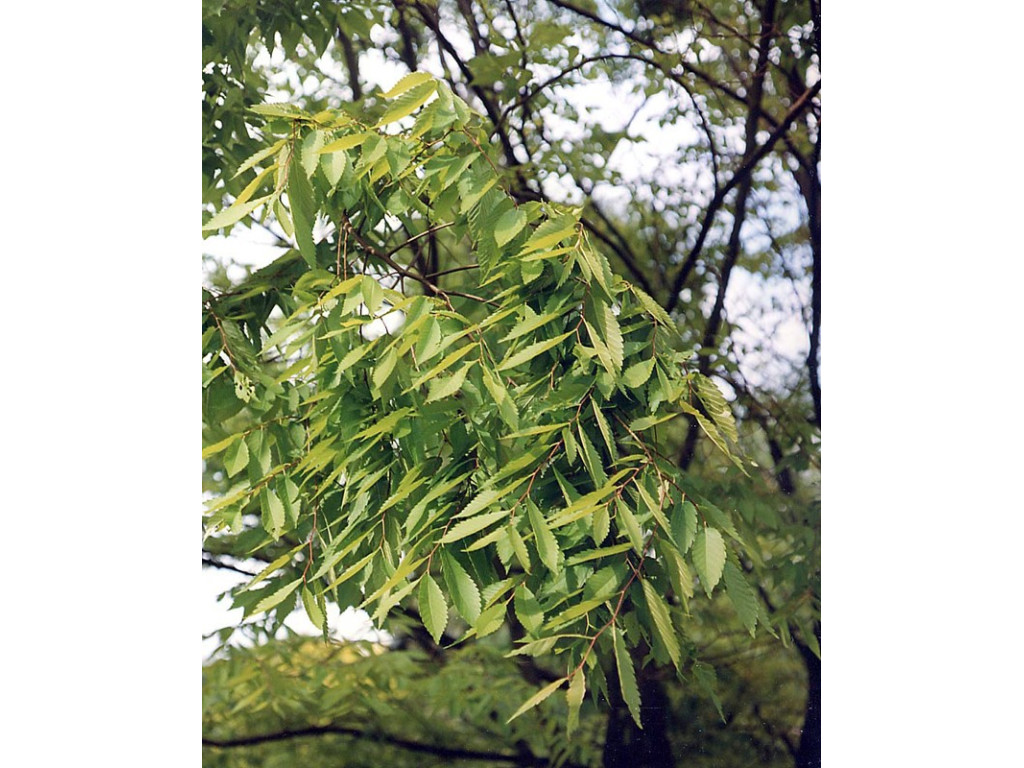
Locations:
507;678;566;724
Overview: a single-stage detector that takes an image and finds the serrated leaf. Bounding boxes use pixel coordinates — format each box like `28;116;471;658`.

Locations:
612;626;642;729
252;577;302;615
495;207;527;247
440;508;508;544
372;346;398;391
377;80;438;126
300;130;325;177
232;139;287;179
692;526;726;597
621;357;655;389
577;424;608;487
527;499;560;574
591;401;618;462
287;157;316;266
301;586;325;629
591;503;610;545
498;331;573;371
424;361;474;403
320;148;347;187
513;585;544;635
320;133;371;153
616;500;645;554
567;671;586;737
418;574;448;644
723;560;759;636
642;580;681;667
249;103;306;118
630;284;674;329
671;499;698;554
380;71;435;99
223;437;249;477
520;215;578;255
442;551;481;623
261;487;286;539
507;678;565;724
202;193;274;232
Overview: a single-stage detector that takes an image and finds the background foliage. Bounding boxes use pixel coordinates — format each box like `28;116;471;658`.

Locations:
202;1;820;766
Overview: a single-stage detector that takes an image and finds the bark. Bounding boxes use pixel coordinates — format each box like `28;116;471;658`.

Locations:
793;628;821;768
602;666;674;768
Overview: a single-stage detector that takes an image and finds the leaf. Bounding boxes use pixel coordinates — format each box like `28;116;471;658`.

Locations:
320;133;371;153
232;139;287;179
621;358;655;389
301;586;325;629
287;156;317;266
514;585;544;635
612;626;642;729
723;560;759;636
692;526;726;597
300;130;325;177
372;346;398;391
379;71;435;99
223;437;249;477
424;361;474;403
495;207;527;247
527;499;561;574
642;580;681;667
630;284;674;329
591;401;618;462
507;678;565;724
616;500;645;554
520;215;578;255
252;577;302;615
567;670;586;737
442;551;481;623
261;487;286;539
320;148;347;187
418;574;448;644
249;102;306;119
202;193;274;232
671;500;698;553
497;331;572;371
440;508;508;544
377;80;438;126
591;504;610;545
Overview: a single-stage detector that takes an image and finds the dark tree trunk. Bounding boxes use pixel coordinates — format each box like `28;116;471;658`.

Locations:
603;669;674;767
793;629;821;768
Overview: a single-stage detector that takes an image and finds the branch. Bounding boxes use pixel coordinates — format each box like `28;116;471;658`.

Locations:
665;79;821;312
203;724;554;764
202;553;258;577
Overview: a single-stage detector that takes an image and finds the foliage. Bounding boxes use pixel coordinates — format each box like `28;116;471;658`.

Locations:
202;0;821;764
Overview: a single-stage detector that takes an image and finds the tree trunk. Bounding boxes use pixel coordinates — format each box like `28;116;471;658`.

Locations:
602;669;674;767
793;630;821;768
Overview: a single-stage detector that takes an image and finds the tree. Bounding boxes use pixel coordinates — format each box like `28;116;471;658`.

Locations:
202;1;820;765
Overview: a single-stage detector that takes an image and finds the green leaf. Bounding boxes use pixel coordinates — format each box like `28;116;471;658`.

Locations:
621;357;655;389
497;331;572;371
301;585;325;629
252;577;302;615
630;284;674;328
692;526;726;597
287;155;317;266
300;130;325;177
527;499;561;574
723;560;759;636
514;585;545;635
520;215;577;255
642;580;681;667
202;193;274;232
261;487;286;539
424;361;474;403
495;207;527;247
671;499;698;553
442;551;481;623
616;500;645;554
320;133;371;153
418;574;448;644
440;508;508;544
507;678;565;724
320;148;347;187
566;670;586;737
379;71;435;99
232;138;287;179
223;437;249;477
377;80;437;126
372;346;398;391
612;626;642;728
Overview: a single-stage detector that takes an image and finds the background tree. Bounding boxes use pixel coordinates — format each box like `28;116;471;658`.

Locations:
202;1;820;766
